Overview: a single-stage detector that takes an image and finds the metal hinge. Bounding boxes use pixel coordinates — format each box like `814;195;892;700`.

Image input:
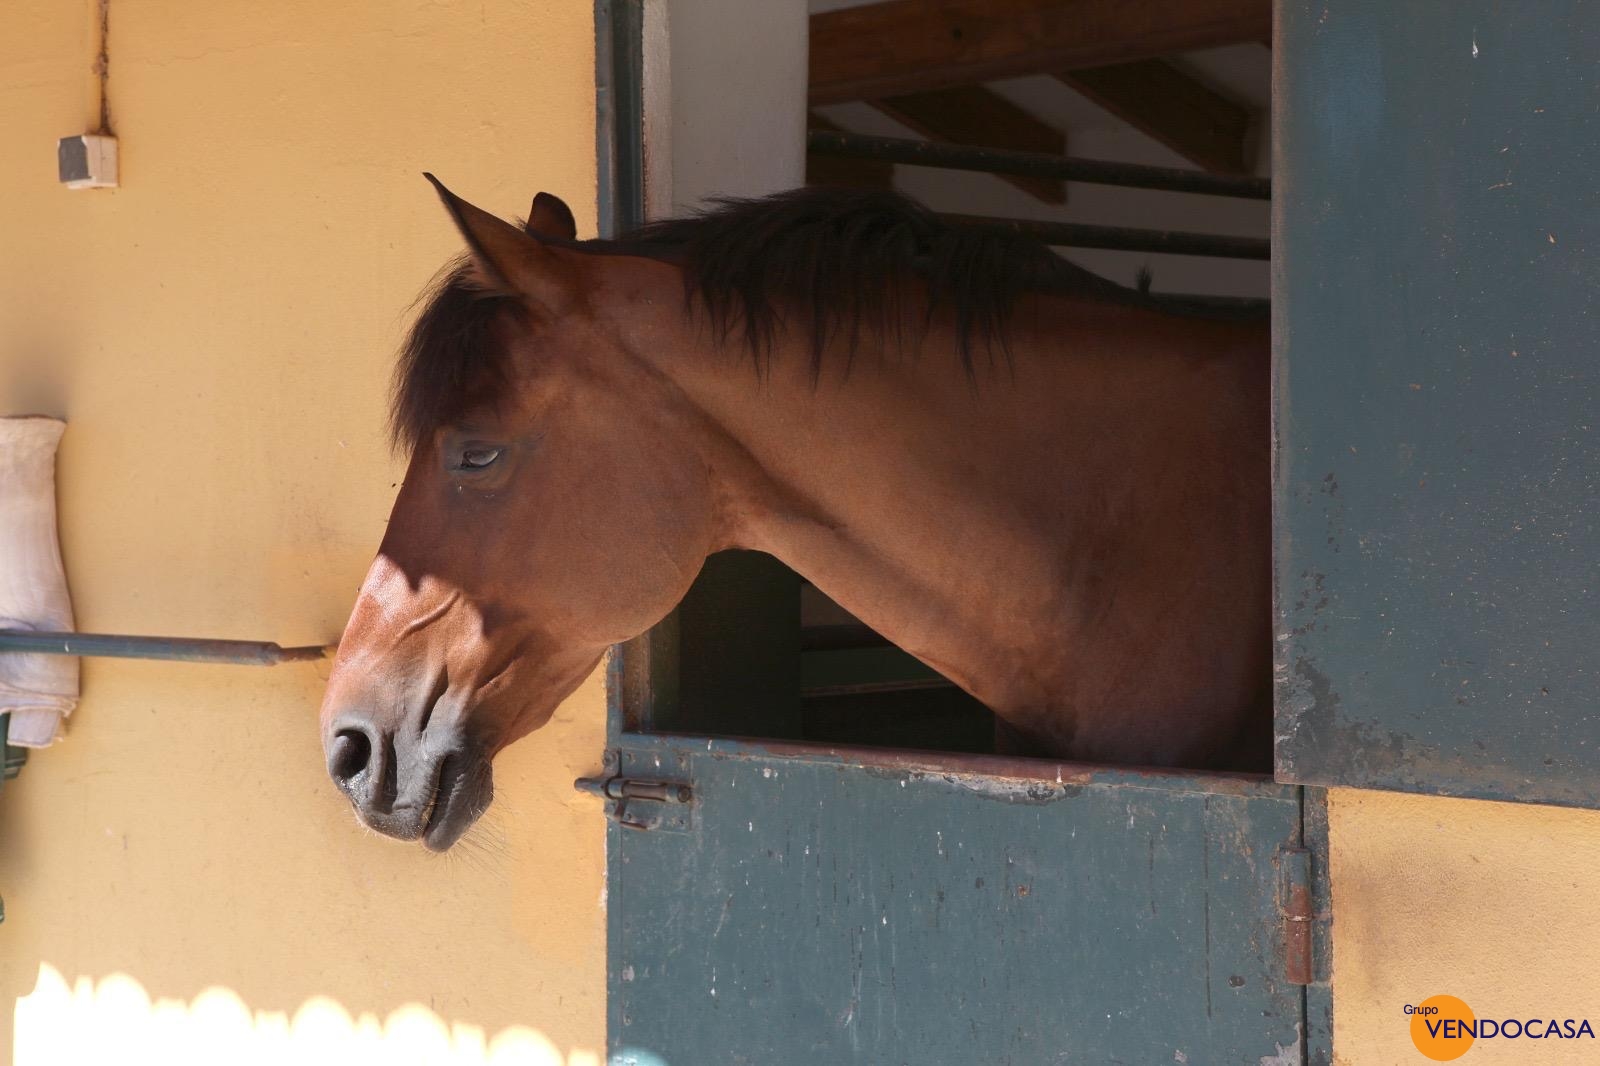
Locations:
1278;845;1314;985
574;748;695;833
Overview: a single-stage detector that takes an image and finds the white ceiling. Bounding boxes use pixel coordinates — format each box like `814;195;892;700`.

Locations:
803;3;1272;296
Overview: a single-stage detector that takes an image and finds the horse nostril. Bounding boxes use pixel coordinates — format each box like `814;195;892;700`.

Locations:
329;726;374;787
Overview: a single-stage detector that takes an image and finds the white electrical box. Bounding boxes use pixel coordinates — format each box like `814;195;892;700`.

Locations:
57;134;118;189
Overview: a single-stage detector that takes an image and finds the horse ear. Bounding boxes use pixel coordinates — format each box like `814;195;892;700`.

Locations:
423;173;571;315
526;192;577;240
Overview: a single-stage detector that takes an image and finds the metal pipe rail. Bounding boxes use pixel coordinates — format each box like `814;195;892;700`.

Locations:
0;630;331;665
806;130;1272;200
941;213;1270;261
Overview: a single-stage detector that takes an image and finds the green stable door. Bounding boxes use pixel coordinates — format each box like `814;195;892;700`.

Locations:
600;732;1326;1065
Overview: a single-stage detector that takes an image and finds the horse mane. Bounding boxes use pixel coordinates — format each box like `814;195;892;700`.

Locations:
391;187;1239;451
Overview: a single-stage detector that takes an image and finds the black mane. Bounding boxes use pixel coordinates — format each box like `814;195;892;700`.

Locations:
392;187;1242;450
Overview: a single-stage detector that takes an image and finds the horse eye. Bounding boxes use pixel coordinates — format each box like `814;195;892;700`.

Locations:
459;447;502;470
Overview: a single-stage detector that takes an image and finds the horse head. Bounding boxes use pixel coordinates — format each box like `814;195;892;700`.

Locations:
318;179;718;849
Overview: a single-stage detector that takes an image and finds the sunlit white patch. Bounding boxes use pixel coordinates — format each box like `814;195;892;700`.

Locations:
15;963;595;1065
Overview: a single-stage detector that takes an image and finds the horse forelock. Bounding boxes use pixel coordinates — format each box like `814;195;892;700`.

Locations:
390;259;524;454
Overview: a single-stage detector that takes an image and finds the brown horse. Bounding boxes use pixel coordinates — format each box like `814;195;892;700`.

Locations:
319;179;1269;850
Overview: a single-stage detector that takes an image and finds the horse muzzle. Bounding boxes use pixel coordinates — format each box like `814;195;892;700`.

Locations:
324;719;493;851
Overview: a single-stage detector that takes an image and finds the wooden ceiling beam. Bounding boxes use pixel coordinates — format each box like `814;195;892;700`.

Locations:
1057;60;1252;174
869;86;1066;203
810;0;1271;105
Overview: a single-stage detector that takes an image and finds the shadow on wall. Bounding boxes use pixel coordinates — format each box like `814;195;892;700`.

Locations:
16;964;600;1066
0;330;74;422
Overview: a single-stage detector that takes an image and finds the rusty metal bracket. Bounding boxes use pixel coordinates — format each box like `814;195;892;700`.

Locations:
1278;845;1314;985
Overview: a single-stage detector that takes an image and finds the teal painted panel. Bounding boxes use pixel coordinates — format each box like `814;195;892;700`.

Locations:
1302;787;1333;1066
610;742;1305;1065
1276;1;1600;803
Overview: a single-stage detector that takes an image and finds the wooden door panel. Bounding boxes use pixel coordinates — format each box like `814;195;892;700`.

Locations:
609;741;1306;1065
1275;0;1600;804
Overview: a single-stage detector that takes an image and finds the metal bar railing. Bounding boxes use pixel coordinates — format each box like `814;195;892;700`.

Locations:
801;623;893;653
807;130;1271;200
1138;294;1270;316
0;630;331;665
942;213;1270;261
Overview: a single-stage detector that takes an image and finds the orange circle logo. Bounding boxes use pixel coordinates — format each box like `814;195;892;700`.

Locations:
1410;995;1476;1060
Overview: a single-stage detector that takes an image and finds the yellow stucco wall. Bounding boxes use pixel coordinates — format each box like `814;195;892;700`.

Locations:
0;2;604;1063
1328;789;1600;1064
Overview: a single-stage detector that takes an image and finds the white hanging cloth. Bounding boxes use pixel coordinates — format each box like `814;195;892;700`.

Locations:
0;417;79;746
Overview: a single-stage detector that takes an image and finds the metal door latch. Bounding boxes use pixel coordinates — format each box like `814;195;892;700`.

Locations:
575;749;694;832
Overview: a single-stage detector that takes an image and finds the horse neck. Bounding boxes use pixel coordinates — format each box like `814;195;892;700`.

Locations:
651;295;1268;750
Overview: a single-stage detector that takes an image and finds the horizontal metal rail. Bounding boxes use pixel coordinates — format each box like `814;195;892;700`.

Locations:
942;213;1270;260
803;676;958;700
801;623;893;653
807;129;1272;200
0;630;331;665
1145;294;1271;315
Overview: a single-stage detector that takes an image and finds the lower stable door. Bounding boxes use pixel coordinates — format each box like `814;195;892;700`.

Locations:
602;736;1318;1065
